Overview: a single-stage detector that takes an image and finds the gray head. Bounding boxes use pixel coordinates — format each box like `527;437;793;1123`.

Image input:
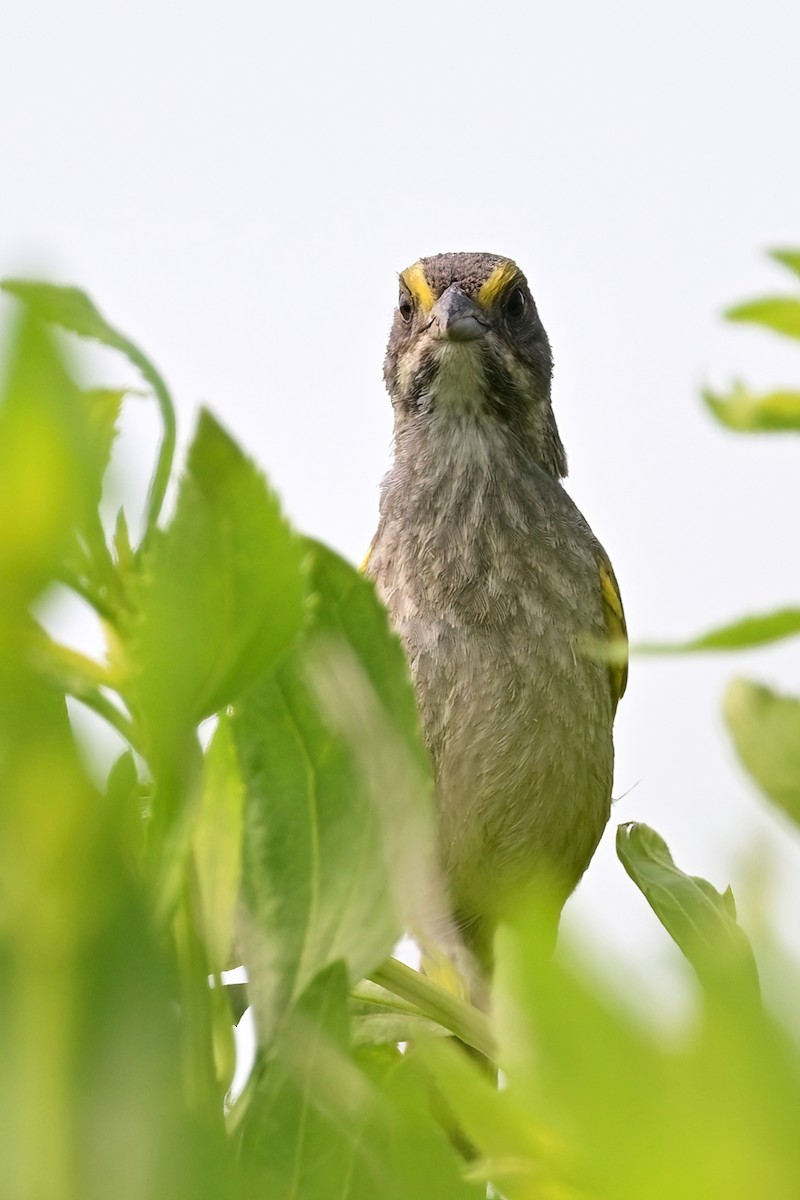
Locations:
384;252;567;478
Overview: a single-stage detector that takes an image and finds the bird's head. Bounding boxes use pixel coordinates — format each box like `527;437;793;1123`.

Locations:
384;252;566;477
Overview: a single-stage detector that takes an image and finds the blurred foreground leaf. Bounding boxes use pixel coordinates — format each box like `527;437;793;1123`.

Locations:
0;663;229;1199
106;748;146;870
724;678;800;828
0;313;96;619
420;1036;550;1200
1;279;176;533
483;916;800;1200
616;822;759;996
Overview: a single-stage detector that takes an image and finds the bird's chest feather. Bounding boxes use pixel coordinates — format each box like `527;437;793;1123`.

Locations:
371;420;604;646
373;489;607;770
368;421;615;908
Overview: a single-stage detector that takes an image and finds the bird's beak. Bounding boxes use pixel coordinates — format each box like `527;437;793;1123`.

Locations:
430;283;490;342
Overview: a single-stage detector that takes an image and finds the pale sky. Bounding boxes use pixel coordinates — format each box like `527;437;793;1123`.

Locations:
3;0;800;1010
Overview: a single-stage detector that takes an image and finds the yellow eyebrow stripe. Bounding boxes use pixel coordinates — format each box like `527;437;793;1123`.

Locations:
477;260;519;307
400;263;435;312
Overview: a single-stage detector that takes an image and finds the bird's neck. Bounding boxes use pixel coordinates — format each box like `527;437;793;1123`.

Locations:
389;409;554;510
379;417;553;623
385;413;556;553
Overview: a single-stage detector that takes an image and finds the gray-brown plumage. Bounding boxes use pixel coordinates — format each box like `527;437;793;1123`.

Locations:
366;252;627;982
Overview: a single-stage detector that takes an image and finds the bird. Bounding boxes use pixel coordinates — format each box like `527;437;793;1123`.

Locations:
365;252;627;992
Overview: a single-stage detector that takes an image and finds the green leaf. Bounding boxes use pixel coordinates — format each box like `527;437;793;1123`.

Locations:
637;607;800;654
616;822;759;996
1;279;176;536
0;650;230;1199
0;313;96;623
192;715;245;972
72;859;233;1200
69;387;126;587
106;748;146;868
234;542;437;1044
238;963;473;1199
490;917;800;1200
374;1052;484;1200
418;1037;546;1200
351;1011;446;1048
81;387;124;483
770;247;800;278
238;962;364;1196
114;507;135;575
2;280;138;351
726;297;800;342
129;409;305;754
703;383;800;432
723;678;800;827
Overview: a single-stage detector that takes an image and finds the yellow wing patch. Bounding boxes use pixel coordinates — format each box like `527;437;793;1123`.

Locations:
476;259;519;308
598;558;628;707
400;263;435;312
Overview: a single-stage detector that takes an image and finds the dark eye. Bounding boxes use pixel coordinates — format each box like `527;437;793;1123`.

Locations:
505;287;527;319
398;293;413;322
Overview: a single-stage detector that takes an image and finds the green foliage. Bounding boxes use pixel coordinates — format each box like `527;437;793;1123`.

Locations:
1;279;176;532
1;253;800;1198
704;247;800;432
233;540;435;1046
727;297;800;342
723;248;800;343
193;716;245;975
770;248;800;278
724;679;800;827
129;409;305;761
0;315;97;614
636;606;800;654
702;382;800;431
617;822;760;996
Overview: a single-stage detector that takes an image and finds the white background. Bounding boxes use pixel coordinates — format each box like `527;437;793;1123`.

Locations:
2;0;800;1012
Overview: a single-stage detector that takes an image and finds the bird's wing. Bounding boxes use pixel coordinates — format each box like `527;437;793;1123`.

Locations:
597;555;628;707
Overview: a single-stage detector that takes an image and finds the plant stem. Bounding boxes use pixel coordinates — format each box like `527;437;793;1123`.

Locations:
368;957;495;1060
